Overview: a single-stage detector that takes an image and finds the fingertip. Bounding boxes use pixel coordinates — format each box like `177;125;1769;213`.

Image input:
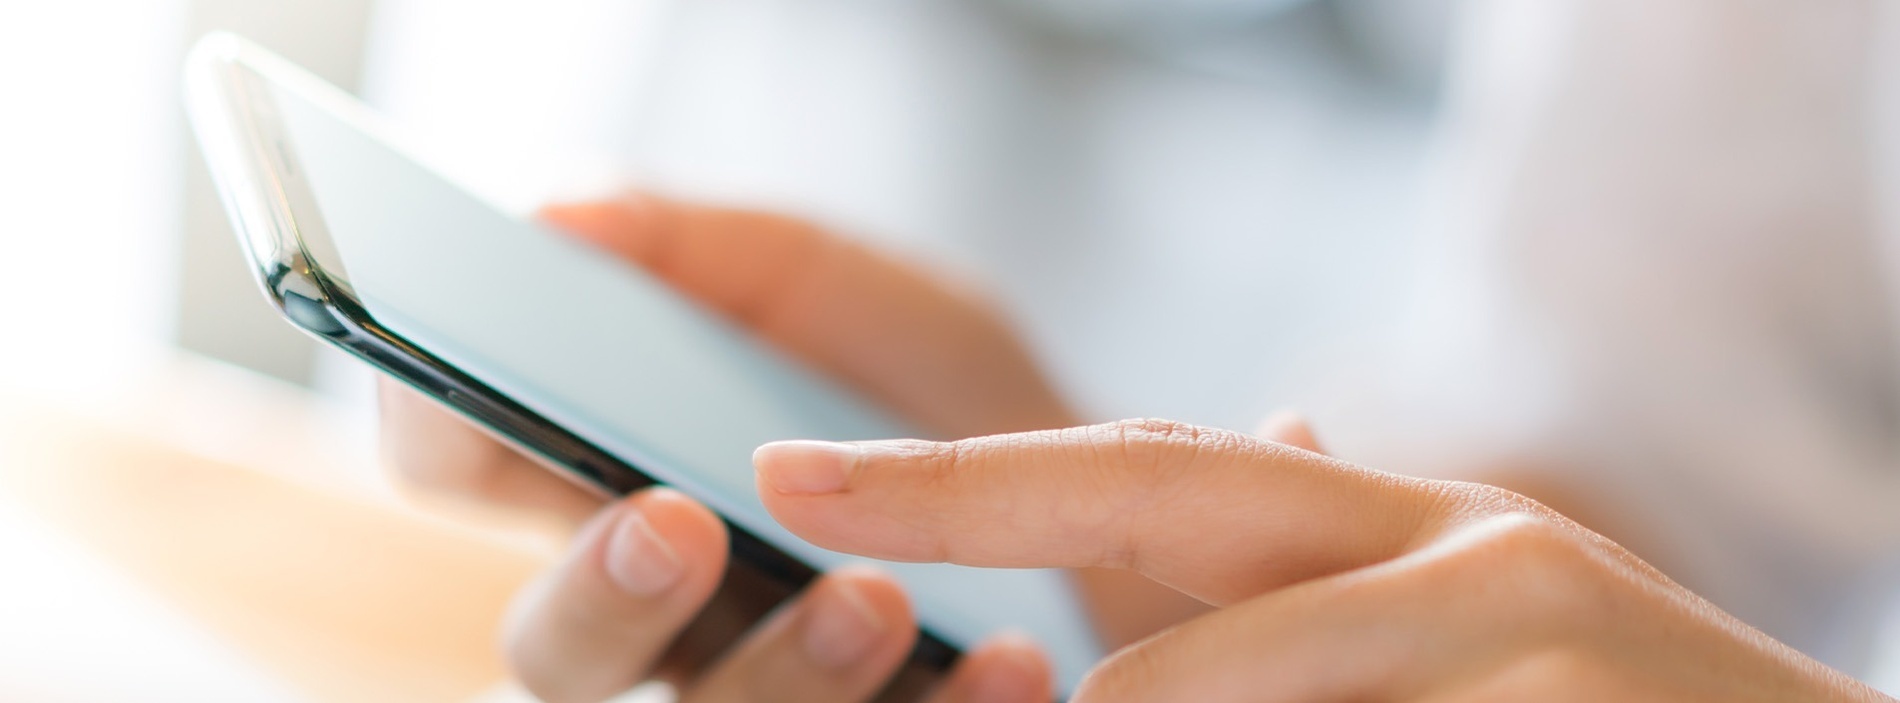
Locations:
586;489;726;606
1257;411;1324;454
537;200;619;233
630;485;713;519
800;566;917;672
754;440;859;495
626;487;730;571
501;487;732;702
942;632;1054;703
824;565;916;628
980;631;1052;669
538;196;664;262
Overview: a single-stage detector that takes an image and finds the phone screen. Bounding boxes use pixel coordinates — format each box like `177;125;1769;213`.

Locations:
263;78;1102;687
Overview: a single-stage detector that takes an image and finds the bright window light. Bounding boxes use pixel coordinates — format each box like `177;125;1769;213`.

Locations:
0;0;186;377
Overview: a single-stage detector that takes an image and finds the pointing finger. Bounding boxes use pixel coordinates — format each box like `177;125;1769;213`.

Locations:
755;419;1448;604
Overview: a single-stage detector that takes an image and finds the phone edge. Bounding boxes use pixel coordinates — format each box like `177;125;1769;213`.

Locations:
183;30;965;688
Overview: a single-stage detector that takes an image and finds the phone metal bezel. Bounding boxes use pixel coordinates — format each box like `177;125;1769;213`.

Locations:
183;32;960;676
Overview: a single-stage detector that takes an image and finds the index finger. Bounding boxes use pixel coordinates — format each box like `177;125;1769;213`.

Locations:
753;419;1455;605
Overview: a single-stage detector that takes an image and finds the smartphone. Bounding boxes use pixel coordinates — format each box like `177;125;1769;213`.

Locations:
183;33;1101;694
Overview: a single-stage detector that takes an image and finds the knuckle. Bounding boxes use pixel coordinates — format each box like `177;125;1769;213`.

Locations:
1098;418;1240;476
1483;512;1576;556
1080;420;1256;569
1449;512;1618;617
879;438;964;486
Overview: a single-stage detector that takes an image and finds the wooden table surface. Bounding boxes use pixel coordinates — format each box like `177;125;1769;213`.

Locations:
0;347;558;702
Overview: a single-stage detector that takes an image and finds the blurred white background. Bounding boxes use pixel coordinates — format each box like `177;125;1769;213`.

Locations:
0;0;1449;419
0;0;188;368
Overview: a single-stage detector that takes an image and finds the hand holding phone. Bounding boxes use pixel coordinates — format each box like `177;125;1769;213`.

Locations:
379;194;1080;527
187;34;1195;700
381;195;1214;701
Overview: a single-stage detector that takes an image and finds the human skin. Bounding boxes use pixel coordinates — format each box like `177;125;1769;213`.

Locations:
753;420;1893;702
378;194;1206;702
375;1;1900;698
380;194;1891;702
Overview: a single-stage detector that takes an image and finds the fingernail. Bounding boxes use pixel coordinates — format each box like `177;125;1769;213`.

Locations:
801;579;886;669
967;639;1042;702
754;441;860;495
603;507;684;597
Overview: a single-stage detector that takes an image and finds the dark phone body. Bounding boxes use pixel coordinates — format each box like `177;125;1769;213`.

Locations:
275;260;960;675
